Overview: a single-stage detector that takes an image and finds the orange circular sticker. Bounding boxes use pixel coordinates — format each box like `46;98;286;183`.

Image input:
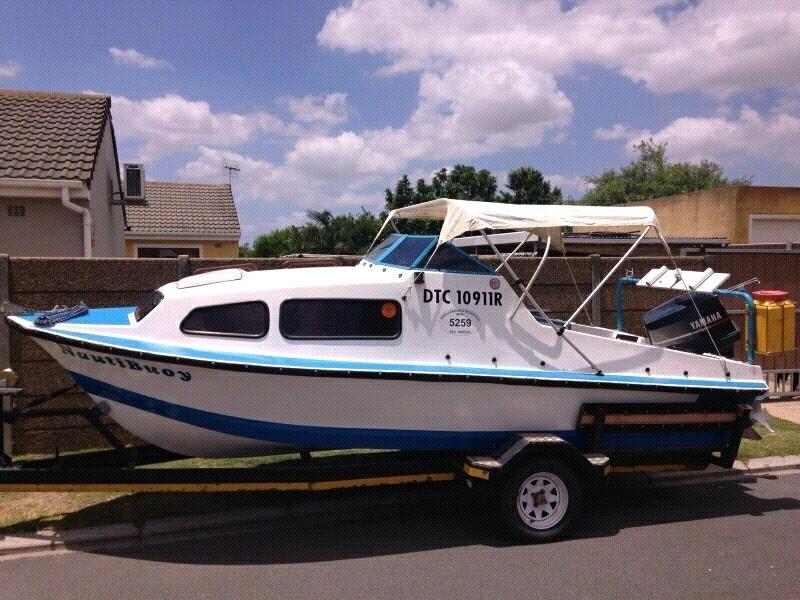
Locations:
381;302;397;318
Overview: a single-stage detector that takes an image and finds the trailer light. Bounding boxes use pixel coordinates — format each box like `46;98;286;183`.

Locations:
381;302;397;319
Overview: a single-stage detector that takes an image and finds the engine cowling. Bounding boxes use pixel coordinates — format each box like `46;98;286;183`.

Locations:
643;291;740;357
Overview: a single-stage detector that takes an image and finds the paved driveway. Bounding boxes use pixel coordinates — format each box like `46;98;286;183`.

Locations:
1;473;799;600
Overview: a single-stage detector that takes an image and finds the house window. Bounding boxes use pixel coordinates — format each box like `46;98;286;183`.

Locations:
7;205;25;217
137;247;201;258
279;299;401;340
181;301;269;338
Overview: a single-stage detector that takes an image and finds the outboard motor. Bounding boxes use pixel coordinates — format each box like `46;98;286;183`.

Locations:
643;292;740;357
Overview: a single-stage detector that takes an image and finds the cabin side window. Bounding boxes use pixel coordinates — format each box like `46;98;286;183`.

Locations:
279;299;401;340
181;301;269;338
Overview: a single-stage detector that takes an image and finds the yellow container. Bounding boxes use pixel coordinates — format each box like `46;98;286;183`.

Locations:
754;294;796;355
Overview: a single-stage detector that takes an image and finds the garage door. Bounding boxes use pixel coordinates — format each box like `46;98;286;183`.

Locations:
748;214;800;244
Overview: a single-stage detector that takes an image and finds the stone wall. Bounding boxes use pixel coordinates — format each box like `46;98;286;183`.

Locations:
0;253;705;455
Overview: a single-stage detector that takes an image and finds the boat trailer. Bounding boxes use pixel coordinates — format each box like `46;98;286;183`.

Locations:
0;382;753;542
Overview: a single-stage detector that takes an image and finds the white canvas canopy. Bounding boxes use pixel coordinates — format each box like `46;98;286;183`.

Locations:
385;198;660;245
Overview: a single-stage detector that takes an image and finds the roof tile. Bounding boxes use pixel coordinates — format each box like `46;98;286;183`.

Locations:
125;181;241;237
0;89;110;181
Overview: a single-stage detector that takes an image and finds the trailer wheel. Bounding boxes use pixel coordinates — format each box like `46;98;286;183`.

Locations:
499;457;582;543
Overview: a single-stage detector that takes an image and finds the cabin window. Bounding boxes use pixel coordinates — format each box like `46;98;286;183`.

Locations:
134;290;164;321
422;243;494;274
181;301;269;338
364;233;492;274
380;236;437;268
279;299;401;340
364;234;401;262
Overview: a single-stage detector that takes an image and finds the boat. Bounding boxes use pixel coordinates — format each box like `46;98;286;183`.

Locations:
7;199;768;458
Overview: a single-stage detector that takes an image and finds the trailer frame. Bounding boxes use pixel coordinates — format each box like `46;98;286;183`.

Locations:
0;382;754;541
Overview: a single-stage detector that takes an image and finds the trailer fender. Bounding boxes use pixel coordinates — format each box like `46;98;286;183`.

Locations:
463;433;609;484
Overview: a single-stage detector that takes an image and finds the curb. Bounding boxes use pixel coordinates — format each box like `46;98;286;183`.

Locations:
1;456;799;559
645;454;800;486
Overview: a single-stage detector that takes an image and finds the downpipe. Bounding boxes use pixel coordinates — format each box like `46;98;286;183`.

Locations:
60;185;92;257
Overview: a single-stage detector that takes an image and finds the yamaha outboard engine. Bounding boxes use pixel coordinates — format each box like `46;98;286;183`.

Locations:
643;292;740;357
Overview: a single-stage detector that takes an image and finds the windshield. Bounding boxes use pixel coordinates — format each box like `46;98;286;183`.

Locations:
365;234;493;274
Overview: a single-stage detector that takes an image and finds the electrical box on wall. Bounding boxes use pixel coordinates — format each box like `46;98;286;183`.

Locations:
123;164;145;202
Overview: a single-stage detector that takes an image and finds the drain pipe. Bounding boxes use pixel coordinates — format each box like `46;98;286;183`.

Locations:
60;186;92;257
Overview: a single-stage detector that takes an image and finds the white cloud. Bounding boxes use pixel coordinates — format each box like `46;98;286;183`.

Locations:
616;1;800;97
544;174;589;195
286;131;405;181
410;61;572;157
319;0;800;99
178;145;383;209
594;124;634;141
109;47;172;70
0;60;21;78
279;92;350;125
106;92;294;161
275;60;573;185
601;106;800;168
178;147;292;202
111;1;800;229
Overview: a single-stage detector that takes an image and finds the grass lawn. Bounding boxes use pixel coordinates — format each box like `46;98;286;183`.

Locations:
0;449;376;534
0;418;798;535
737;415;800;461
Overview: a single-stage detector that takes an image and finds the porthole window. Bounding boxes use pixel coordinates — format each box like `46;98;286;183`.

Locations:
280;299;401;340
181;301;269;338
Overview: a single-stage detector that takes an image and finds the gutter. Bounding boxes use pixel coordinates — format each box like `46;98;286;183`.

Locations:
123;231;241;241
0;178;92;257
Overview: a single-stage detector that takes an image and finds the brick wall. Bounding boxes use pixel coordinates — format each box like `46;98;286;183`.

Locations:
1;254;705;455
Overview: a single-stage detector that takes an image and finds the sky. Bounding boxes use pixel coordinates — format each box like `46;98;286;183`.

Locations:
2;0;799;242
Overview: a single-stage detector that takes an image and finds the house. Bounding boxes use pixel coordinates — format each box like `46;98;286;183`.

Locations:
0;89;125;257
124;181;241;258
627;186;800;245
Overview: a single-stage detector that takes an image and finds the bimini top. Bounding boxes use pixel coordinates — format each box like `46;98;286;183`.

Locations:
386;198;660;244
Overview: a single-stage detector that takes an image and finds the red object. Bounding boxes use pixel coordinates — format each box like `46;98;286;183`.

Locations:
752;290;789;302
381;302;397;319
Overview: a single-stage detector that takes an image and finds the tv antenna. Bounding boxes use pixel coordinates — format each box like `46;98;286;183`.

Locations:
223;160;240;186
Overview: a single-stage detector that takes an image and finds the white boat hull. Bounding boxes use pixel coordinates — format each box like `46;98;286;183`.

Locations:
37;338;740;457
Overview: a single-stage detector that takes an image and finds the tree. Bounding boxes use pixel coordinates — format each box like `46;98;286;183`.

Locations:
251;164;562;257
384;165;497;234
385;164;498;210
582;139;751;206
252;226;304;257
432;164;497;201
502;167;562;204
251;209;381;257
384;163;563;233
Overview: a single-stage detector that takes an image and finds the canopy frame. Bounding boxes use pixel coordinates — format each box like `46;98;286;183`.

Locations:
368;198;731;378
479;229;601;374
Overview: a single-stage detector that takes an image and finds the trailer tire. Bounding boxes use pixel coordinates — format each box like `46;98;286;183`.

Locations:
499;457;582;543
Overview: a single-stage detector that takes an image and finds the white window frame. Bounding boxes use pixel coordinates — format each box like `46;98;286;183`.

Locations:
133;242;203;258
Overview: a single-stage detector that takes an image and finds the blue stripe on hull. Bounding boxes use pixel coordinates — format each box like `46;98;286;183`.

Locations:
28;324;767;392
70;372;732;452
